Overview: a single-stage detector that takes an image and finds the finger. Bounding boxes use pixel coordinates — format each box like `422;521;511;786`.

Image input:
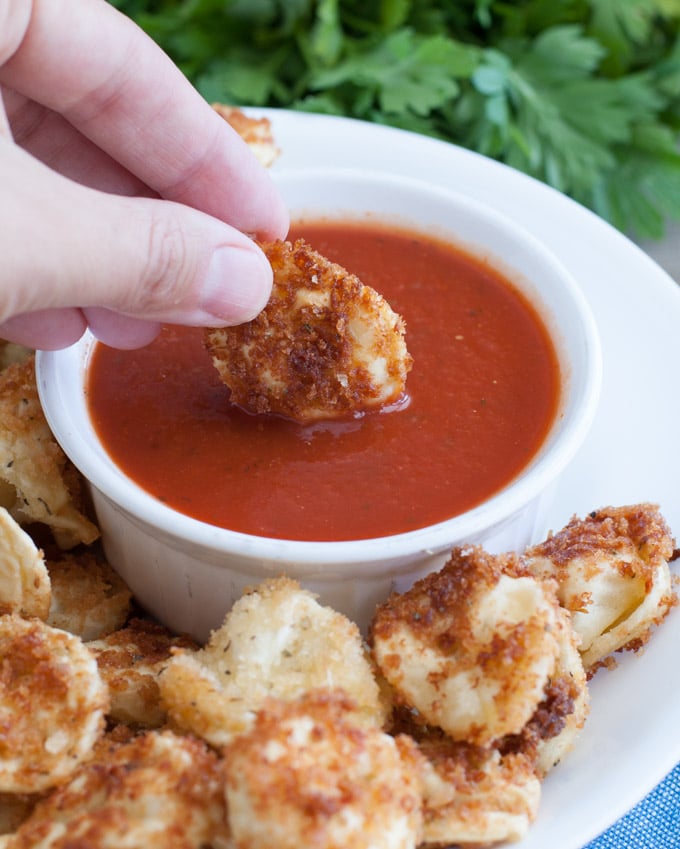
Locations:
3;86;152;196
0;0;288;240
0;308;161;352
0;309;87;350
0;85;12;138
82;309;161;349
1;140;273;327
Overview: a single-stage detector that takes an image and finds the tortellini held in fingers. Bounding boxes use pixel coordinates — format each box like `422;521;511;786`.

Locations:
206;239;412;423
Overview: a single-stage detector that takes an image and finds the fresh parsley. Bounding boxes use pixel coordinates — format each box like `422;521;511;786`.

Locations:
110;0;680;239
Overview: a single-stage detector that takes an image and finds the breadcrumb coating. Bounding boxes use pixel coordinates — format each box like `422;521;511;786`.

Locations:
0;496;673;844
524;503;675;668
0;358;98;549
0;344;31;372
370;547;562;746
46;551;131;641
212;103;280;168
205;239;412;423
499;606;589;776
533;608;589;775
0;615;108;793
88;618;197;728
160;576;387;747
5;730;230;849
0;507;50;620
412;729;540;846
0;794;36;839
224;690;423;849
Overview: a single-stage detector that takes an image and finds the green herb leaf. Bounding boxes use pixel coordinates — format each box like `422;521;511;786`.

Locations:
110;0;680;239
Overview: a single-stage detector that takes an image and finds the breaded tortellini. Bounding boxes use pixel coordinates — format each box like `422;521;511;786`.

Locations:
5;730;230;849
224;690;423;849
498;605;589;777
531;608;589;774
46;550;132;641
0;343;31;372
370;546;562;747
412;731;541;846
0;794;35;843
0;615;108;793
523;503;675;668
0;358;98;549
213;103;280;167
0;507;50;620
88;618;197;728
159;576;387;747
205;239;412;423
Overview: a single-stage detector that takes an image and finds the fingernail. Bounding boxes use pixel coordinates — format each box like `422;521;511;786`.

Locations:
200;246;271;323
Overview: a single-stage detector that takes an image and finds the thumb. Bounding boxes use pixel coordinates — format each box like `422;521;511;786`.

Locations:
1;142;275;327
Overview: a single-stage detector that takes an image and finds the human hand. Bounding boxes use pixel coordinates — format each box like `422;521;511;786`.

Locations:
0;0;289;350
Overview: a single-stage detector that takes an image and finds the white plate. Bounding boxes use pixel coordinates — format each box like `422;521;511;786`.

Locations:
262;109;680;848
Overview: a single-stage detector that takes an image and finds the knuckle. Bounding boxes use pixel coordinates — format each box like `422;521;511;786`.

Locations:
135;210;195;314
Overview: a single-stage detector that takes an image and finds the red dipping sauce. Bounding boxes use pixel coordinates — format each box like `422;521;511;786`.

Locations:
87;221;560;542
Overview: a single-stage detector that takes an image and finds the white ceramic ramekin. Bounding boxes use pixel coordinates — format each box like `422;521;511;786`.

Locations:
36;169;602;641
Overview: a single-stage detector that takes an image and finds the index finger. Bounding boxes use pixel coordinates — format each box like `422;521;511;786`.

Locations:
0;0;288;239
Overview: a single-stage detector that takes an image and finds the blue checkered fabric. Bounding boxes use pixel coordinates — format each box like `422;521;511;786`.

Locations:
584;762;680;848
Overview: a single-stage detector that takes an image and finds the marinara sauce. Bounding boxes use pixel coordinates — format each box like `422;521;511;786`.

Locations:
87;221;560;541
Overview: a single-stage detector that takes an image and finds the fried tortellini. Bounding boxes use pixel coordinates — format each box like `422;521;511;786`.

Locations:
524;503;675;668
0;615;108;794
0;497;674;849
0;358;98;549
224;691;423;849
5;730;230;849
206;239;412;423
0;507;50;620
160;576;388;747
371;546;565;747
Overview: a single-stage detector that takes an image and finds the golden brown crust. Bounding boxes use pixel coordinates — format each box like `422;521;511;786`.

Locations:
0;358;99;549
0;508;50;620
212;103;280;167
496;603;589;776
160;576;387;747
372;546;520;645
205;239;412;423
415;733;540;846
6;730;230;848
224;690;423;849
527;504;674;587
0;344;32;372
0;615;108;793
370;547;561;746
88;618;197;728
0;495;673;843
524;503;676;667
46;551;131;641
